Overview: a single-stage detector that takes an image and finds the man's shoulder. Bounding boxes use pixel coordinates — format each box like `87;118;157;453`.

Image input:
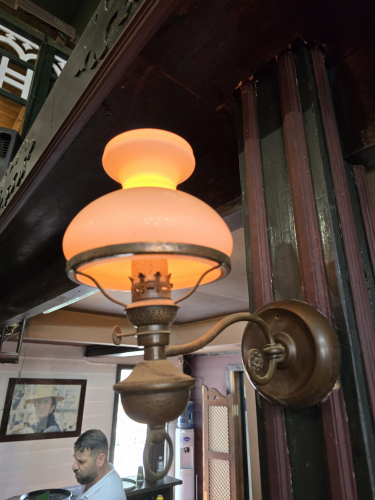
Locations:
107;469;126;499
88;468;125;500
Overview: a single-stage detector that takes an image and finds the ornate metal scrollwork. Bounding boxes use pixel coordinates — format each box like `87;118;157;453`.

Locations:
250;349;264;371
73;0;141;77
0;139;35;213
242;300;341;406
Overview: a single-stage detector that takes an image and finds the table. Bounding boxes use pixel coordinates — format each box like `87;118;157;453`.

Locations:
125;475;183;500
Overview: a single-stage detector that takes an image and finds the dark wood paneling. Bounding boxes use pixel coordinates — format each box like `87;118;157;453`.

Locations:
240;82;273;310
141;0;312;107
283;406;328;499
239;81;292;500
347;143;375;173
141;0;375;112
353;165;375;273
301;0;375;64
256;65;302;303
279;48;357;500
278;51;329;310
312;48;375;424
255;56;329;500
345;162;375;319
236;93;255;312
330;38;375;163
295;43;374;499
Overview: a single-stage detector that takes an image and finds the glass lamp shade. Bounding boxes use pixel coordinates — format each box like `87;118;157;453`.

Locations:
63;129;233;291
102;128;195;190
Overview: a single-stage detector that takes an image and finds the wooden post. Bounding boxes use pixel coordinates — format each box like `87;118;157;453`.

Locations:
237;43;373;500
238;81;292;500
278;48;357;500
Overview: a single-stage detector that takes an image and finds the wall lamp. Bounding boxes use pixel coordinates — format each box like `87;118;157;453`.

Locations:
63;129;340;481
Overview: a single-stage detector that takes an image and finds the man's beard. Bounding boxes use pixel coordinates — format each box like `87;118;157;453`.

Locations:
75;467;98;485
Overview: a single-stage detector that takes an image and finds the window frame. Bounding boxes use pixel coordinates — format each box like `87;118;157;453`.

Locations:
109;364;137;464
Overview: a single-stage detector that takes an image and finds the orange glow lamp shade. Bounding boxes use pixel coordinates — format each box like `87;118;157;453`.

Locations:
63;129;233;291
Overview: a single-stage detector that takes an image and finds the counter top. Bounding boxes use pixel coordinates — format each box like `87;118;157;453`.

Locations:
124;475;182;496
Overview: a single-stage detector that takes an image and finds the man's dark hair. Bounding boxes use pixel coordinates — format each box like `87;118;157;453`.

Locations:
74;429;108;458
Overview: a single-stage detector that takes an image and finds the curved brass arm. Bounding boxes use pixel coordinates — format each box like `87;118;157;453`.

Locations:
143;426;173;482
165;312;273;357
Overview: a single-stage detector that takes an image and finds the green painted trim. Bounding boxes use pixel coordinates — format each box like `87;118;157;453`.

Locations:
0;47;34;71
0;87;26;106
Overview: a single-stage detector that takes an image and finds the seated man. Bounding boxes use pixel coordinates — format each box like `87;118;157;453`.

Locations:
72;429;126;500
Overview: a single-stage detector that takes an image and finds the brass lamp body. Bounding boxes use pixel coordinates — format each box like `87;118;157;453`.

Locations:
66;244;340;482
107;270;341;481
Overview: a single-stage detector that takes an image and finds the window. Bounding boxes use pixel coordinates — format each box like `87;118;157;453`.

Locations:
110;367;147;478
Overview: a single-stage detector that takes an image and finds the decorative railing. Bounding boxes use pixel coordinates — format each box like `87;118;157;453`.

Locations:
0;22;67;105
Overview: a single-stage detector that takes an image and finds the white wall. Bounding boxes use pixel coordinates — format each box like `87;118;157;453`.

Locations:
0;344;116;500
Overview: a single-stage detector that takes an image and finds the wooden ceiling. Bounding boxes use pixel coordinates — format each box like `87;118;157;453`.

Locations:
0;0;374;326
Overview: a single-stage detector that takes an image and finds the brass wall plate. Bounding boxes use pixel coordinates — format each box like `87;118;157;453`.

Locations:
242;300;341;407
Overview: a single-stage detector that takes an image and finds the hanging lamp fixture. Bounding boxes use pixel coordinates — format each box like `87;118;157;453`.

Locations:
63;129;340;482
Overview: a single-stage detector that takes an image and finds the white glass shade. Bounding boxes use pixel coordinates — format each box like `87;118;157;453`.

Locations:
63;129;233;291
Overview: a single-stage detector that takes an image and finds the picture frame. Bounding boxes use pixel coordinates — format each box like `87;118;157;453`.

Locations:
0;378;87;442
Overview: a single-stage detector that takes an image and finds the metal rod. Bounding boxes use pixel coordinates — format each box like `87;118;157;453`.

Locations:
174;264;221;304
75;270;129;308
165;312;273;356
15;319;26;356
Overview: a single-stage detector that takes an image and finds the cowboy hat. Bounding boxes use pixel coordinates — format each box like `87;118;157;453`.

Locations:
25;385;64;404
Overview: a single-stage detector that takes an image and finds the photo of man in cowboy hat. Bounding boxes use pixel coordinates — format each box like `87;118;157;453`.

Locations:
25;385;64;433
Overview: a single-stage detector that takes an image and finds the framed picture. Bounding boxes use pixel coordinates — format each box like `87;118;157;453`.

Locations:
0;378;86;442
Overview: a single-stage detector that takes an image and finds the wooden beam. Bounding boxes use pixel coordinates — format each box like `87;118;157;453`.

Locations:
1;0;76;40
12;102;25;133
0;7;72;57
0;87;26;106
0;94;22;128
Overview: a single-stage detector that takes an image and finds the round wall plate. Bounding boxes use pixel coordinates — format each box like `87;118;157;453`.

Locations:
242;300;341;407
